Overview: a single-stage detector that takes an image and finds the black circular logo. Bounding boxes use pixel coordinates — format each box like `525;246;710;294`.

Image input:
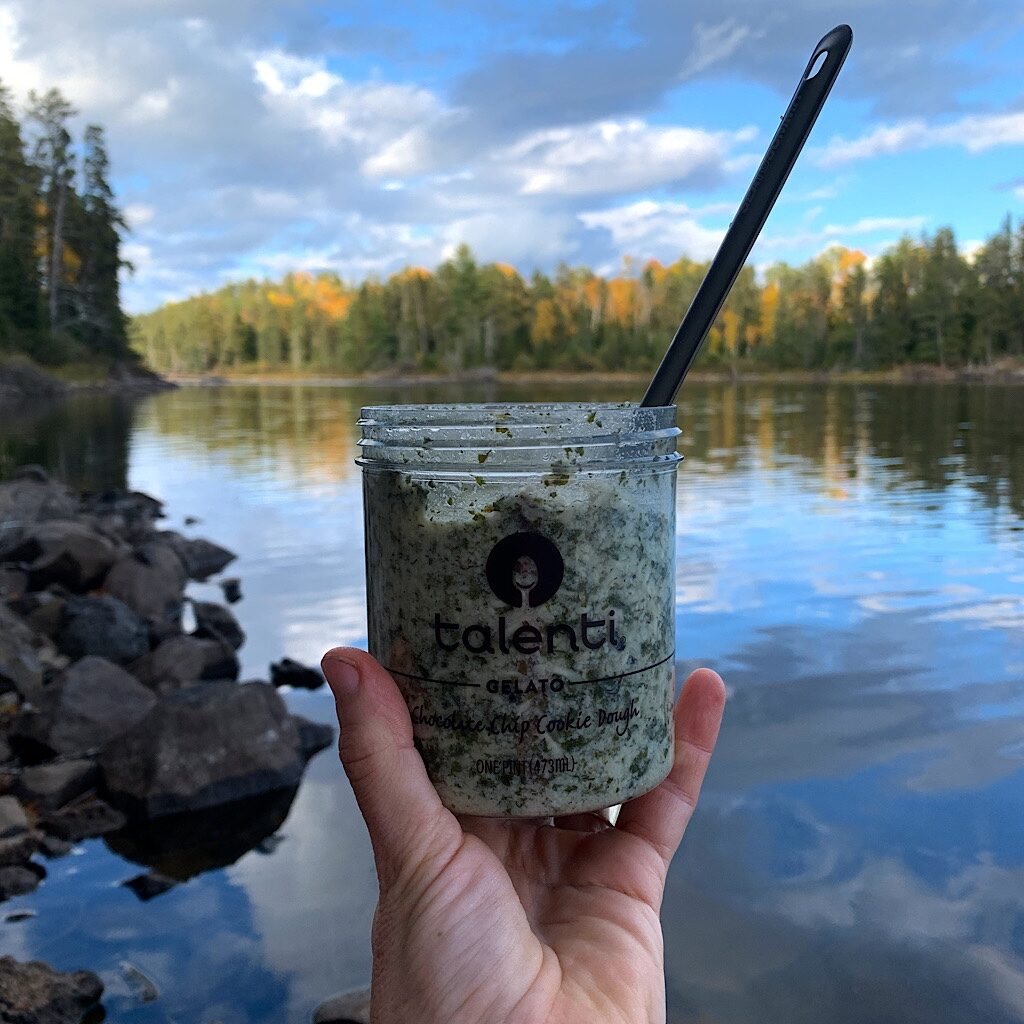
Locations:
485;532;564;608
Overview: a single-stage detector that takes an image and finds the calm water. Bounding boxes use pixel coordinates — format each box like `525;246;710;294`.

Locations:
1;381;1023;1024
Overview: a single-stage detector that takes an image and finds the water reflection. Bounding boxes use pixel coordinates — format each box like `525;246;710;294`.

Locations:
0;381;1022;1024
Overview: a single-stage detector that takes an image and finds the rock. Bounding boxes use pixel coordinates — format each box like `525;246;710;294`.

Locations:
0;567;28;601
313;986;372;1024
157;532;236;581
0;605;44;700
184;515;199;526
0;465;77;527
103;541;186;640
0;834;38;868
7;521;120;592
118;960;159;1003
0;735;11;764
0;956;103;1024
0;797;36;868
105;786;297;881
129;635;238;692
0;863;44;901
12;466;50;484
4;910;36;922
100;681;304;817
13;760;97;813
36;834;72;859
270;657;324;690
220;577;242;604
13;656;157;758
80;489;164;546
0;796;29;838
41;798;126;842
191;601;244;651
121;871;177;901
292;716;334;760
12;590;66;642
55;595;149;665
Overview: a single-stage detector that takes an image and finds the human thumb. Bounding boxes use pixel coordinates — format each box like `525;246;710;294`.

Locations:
321;647;460;885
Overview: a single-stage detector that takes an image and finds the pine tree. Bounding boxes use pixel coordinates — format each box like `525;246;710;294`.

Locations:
0;81;44;352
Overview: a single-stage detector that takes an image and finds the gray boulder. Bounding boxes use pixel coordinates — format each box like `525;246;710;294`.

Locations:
55;595;149;665
0;605;44;700
292;716;335;760
0;956;103;1024
104;541;186;639
0;468;78;529
129;634;239;692
191;600;245;651
13;760;97;813
100;681;304;817
157;531;236;581
0;567;28;601
0;864;44;901
7;520;120;592
0;797;30;838
0;797;37;869
13;656;157;758
313;987;372;1024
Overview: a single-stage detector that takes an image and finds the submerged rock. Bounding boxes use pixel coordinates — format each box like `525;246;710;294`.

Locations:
13;760;97;813
270;657;324;690
0;956;103;1024
129;635;239;692
120;871;177;902
220;577;242;604
100;681;303;817
41;798;126;842
191;601;245;651
103;540;186;641
105;785;298;880
55;595;149;665
158;532;236;581
13;656;157;759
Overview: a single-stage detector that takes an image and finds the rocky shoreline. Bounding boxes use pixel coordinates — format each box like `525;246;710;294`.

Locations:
0;465;335;1023
0;359;176;404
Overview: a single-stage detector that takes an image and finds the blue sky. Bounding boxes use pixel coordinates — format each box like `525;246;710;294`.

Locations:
2;0;1023;312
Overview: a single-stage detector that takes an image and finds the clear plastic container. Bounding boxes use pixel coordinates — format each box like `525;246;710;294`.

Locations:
358;402;680;817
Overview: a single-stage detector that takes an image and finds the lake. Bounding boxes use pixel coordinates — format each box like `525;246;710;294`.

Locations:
2;380;1023;1024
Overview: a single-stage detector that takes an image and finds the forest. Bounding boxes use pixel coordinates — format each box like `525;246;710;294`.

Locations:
0;81;131;367
133;218;1024;377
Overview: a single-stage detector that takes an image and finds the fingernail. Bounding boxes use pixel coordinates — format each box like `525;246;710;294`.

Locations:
322;652;359;696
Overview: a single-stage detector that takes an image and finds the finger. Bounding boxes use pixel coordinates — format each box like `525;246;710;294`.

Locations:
615;668;726;866
321;647;461;884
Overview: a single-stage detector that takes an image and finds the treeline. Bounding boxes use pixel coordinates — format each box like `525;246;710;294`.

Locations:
134;216;1024;376
0;82;131;366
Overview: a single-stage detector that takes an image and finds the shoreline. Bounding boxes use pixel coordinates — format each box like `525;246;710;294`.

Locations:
164;361;1024;389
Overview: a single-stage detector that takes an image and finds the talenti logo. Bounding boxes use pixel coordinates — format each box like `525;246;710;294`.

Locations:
433;531;619;656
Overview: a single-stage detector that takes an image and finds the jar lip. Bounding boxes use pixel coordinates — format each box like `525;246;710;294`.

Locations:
359;401;675;429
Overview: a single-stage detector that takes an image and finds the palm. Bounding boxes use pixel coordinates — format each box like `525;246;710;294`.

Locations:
321;649;725;1024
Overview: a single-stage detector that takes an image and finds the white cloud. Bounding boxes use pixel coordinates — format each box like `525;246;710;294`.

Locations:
503;119;749;197
760;215;929;251
1014;185;1024;201
580;199;729;261
123;203;154;227
819;111;1024;167
679;19;756;79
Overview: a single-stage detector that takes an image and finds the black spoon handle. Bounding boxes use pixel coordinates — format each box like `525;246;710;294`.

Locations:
641;24;853;408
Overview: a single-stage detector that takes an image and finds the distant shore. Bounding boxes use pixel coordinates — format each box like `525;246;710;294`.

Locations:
164;360;1024;389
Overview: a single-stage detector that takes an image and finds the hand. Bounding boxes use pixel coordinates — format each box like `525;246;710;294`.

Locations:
321;648;726;1024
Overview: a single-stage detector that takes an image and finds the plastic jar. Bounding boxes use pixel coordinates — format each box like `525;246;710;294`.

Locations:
358;402;680;817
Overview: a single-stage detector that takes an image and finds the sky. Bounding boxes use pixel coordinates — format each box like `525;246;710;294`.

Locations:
1;1;1023;314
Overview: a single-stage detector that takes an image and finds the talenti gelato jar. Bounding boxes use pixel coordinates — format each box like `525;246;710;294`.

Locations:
358;403;680;817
